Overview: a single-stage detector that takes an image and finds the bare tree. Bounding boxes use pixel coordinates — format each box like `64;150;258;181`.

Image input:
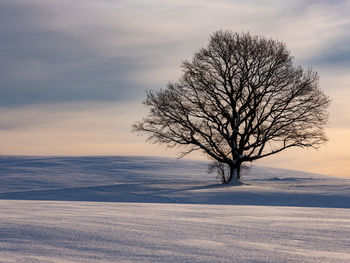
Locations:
133;31;330;184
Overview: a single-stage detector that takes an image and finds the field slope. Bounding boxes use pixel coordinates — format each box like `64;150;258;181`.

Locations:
0;156;349;262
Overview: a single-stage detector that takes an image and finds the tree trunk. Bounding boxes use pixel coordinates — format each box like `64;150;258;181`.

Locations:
225;164;243;185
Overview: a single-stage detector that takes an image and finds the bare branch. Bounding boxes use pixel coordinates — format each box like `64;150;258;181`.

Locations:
133;30;330;183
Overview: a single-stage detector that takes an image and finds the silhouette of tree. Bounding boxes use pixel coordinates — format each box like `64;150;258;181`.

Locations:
133;31;330;184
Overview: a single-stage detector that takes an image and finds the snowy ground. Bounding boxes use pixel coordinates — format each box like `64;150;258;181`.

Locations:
0;156;350;262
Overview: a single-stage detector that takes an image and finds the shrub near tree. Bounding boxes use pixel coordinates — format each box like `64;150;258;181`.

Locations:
133;30;330;184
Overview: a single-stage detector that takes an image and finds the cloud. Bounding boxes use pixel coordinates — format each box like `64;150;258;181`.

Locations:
7;0;350;106
0;0;165;106
1;0;350;112
311;37;350;66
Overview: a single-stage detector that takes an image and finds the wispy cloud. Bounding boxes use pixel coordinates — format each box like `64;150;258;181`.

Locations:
1;0;349;106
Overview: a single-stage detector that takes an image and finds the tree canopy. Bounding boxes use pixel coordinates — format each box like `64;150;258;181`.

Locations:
133;30;330;184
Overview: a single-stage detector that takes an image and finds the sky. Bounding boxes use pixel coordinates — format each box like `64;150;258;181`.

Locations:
1;0;350;177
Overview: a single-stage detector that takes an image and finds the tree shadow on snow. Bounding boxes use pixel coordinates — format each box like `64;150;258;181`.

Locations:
1;156;349;208
1;180;350;209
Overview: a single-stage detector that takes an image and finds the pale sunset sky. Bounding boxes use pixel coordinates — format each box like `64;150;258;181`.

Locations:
1;0;350;177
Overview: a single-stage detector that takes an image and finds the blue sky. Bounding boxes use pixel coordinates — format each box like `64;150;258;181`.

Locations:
1;0;350;177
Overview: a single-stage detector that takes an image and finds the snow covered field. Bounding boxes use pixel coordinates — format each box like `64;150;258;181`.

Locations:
1;156;350;262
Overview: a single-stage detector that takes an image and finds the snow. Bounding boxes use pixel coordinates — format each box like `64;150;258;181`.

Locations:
0;156;350;262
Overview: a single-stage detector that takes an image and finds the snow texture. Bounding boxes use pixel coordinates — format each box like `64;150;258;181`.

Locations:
0;156;350;262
